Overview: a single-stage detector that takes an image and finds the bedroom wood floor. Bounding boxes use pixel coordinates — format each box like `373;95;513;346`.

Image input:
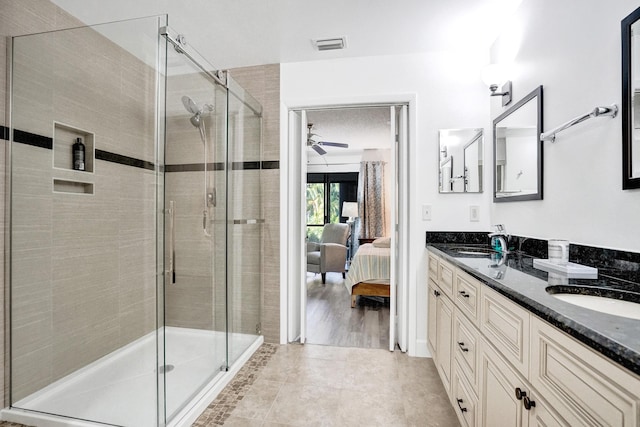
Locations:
306;272;390;349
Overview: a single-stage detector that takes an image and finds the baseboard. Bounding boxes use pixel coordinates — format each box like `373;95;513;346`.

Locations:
413;338;431;358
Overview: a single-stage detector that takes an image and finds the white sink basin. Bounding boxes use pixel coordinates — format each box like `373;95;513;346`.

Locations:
550;293;640;320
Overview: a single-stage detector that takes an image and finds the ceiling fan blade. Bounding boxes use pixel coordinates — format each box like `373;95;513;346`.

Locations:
318;141;349;148
311;144;327;155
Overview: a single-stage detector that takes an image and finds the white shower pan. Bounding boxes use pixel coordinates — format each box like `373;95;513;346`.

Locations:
2;327;262;427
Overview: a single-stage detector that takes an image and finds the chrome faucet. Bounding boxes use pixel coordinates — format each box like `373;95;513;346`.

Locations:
488;224;510;254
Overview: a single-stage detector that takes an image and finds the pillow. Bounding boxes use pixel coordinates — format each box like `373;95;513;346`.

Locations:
372;237;391;248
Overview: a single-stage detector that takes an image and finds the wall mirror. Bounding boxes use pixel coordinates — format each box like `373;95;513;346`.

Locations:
493;86;543;202
438;128;483;193
622;6;640;189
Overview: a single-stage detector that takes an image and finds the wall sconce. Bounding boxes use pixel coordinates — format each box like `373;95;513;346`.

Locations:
482;64;512;106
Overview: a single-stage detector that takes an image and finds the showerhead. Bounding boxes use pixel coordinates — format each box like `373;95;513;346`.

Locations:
182;95;214;129
182;95;200;115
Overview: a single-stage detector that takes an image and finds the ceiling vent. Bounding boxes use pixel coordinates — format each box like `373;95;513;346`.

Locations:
312;37;346;51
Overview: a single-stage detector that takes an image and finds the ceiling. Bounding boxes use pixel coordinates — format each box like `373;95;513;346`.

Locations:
50;0;523;69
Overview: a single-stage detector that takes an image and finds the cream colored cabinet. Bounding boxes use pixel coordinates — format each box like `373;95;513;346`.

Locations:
428;249;640;426
530;317;640;427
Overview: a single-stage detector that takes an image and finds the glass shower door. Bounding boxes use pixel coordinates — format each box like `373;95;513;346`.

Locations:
162;40;229;423
226;78;263;366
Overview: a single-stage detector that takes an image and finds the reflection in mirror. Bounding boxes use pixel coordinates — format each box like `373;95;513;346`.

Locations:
438;129;483;193
493;86;543;202
622;6;640;189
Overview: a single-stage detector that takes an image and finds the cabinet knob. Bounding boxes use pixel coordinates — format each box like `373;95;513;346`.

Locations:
459;290;470;298
433;289;441;297
515;387;526;400
457;342;469;352
523;396;536;410
456;398;468;413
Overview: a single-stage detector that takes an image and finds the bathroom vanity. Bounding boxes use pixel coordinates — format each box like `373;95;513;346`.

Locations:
426;244;640;427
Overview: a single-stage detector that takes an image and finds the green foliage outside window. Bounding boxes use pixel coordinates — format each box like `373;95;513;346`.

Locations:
306;182;343;243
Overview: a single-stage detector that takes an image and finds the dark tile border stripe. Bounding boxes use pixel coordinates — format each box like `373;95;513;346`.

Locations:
95;150;155;171
166;163;224;172
13;129;53;149
232;161;260;170
8;127;280;172
166;160;280;173
262;160;279;169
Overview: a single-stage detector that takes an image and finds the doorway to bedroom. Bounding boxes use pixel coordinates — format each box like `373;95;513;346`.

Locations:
290;104;409;351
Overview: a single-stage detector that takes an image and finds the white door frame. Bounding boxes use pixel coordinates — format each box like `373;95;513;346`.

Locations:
281;94;415;351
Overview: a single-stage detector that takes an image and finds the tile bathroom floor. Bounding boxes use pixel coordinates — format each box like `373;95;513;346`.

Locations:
0;343;458;426
194;343;459;426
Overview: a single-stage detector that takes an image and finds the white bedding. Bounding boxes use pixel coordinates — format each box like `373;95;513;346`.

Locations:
344;243;390;294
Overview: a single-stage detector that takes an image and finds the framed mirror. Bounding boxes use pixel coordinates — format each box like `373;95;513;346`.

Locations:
493;86;543;202
622;6;640;189
438;128;483;193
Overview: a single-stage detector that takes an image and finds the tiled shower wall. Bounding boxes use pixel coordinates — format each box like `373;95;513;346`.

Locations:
2;5;158;402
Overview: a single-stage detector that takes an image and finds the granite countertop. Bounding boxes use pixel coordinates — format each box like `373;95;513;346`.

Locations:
427;243;640;377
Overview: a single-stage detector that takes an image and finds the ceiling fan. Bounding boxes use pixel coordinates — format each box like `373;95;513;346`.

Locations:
307;123;349;155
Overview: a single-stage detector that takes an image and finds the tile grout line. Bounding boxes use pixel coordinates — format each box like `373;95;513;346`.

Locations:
192;343;279;426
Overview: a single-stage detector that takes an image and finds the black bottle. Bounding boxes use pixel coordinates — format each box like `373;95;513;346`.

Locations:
73;137;85;171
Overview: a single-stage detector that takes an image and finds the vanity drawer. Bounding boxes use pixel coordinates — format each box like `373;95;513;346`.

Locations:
530;317;640;427
455;269;481;326
452;361;478;427
453;308;479;393
438;258;455;298
480;286;530;377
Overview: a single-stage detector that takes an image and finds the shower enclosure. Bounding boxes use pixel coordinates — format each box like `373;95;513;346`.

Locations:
5;16;263;426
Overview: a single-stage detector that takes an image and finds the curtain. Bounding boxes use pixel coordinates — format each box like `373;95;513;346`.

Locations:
357;161;386;242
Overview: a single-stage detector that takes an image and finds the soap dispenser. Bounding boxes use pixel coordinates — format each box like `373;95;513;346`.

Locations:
73;137;85;171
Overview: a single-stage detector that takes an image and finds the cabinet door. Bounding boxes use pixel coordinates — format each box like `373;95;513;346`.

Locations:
436;292;454;394
427;279;439;357
480;340;528;427
452;361;478;427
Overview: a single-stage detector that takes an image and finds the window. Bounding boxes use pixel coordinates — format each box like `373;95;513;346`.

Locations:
306;172;358;242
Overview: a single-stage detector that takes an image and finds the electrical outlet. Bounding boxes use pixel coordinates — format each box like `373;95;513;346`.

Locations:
422;204;432;221
470;205;480;222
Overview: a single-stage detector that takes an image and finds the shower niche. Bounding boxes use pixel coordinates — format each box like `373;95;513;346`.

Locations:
53;121;95;173
52;122;95;194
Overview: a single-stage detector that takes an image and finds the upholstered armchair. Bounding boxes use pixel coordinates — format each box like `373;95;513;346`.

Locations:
306;223;350;284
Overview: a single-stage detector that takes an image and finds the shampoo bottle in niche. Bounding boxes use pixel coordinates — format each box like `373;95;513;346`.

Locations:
73;137;85;171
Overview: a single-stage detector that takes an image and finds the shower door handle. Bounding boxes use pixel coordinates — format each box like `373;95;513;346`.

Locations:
166;201;176;284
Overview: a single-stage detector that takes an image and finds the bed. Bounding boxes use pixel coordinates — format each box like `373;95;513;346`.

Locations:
344;242;391;308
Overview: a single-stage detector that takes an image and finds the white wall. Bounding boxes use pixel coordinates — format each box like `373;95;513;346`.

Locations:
281;51;489;356
489;0;640;252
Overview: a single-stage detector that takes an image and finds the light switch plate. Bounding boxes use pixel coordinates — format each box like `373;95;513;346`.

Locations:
422;204;432;221
470;205;480;222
